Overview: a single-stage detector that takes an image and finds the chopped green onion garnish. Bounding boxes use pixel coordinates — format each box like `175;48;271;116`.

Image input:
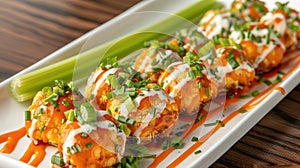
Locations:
239;95;250;99
194;149;202;155
106;92;115;99
41;125;46;132
62;99;70;107
51;153;64;166
118;116;136;125
266;27;271;44
107;74;121;90
188;70;196;79
251;90;260;97
81;132;88;138
204;122;217;127
198;82;203;89
80;102;98;124
226;54;239;69
85;142;92;149
122;97;136;112
239;108;248;113
273;75;282;84
196;113;204;122
25;110;31;121
192;136;198;142
259;77;272;86
289;23;299;32
171;136;183;149
205;87;210;97
74;144;82;152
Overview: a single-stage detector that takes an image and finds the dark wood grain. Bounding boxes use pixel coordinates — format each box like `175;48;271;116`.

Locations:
0;1;299;167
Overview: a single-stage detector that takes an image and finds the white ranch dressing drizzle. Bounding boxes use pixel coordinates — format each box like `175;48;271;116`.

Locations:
199;11;231;39
159;62;191;98
132;90;168;140
261;12;287;36
230;27;285;68
90;68;119;97
28;105;48;144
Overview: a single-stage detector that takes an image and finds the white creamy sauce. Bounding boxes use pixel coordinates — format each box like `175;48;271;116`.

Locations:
199;12;231;39
62;124;95;162
122;90;169;141
230;27;285;68
136;55;151;72
261;12;287;36
28;118;38;145
91;68;119;96
169;76;191;98
160;62;190;98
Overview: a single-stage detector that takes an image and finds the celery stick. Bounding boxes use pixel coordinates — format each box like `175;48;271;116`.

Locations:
10;0;223;102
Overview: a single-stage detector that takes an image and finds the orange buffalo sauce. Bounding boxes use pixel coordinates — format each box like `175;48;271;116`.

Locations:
0;127;26;154
19;142;48;167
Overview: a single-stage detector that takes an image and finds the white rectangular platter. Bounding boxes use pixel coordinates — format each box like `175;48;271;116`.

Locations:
0;0;299;167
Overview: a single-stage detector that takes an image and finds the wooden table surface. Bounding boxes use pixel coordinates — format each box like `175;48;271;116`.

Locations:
0;1;299;167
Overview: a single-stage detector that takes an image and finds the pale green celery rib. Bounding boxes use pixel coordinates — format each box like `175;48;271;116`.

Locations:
10;0;223;102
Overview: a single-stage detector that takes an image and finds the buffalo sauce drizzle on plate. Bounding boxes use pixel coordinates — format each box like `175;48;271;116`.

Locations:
0;127;48;166
149;52;300;168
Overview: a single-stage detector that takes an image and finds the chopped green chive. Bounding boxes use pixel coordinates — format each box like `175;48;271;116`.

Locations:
198;82;203;89
251;90;260;97
40;125;46;132
196;113;204;122
25;110;31;121
80;102;97;124
194;149;202;155
118;116;136;125
85;142;92;149
205;87;210;97
192;136;199;142
171;137;183;149
81;132;88;138
204;122;217;127
106;92;116;99
51;153;64;166
62;99;70;107
266;27;271;44
226;54;240;69
259;77;272;86
239;108;248;113
239;95;250;99
188;70;196;79
273;75;282;84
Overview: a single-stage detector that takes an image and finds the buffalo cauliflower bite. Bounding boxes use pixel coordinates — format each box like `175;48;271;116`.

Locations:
57;111;126;168
158;61;217;116
204;46;256;91
229;24;285;73
231;0;268;22
106;89;179;144
25;81;78;145
260;2;300;49
85;67;125;110
133;46;182;83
